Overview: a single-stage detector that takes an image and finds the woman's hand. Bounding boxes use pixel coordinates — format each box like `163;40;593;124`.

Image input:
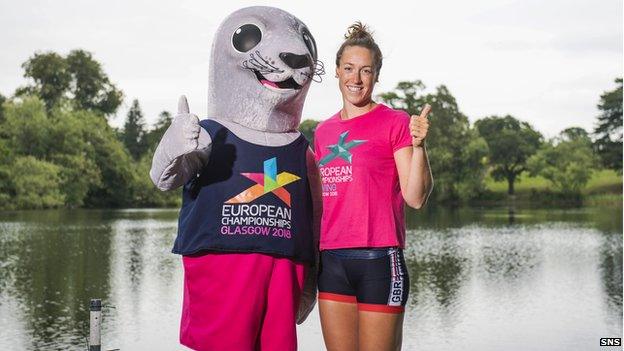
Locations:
410;104;431;147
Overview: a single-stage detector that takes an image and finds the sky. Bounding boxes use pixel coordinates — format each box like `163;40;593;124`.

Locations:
1;0;621;138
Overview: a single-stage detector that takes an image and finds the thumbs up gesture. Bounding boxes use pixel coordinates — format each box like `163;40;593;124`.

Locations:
150;95;213;190
153;95;203;164
173;95;201;154
410;104;431;147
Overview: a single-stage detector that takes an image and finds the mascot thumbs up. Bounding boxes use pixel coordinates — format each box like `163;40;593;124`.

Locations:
150;6;322;351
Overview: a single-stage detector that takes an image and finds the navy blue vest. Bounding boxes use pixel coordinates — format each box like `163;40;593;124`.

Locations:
173;119;313;263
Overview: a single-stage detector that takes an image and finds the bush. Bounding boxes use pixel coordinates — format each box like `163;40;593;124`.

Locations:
10;156;65;209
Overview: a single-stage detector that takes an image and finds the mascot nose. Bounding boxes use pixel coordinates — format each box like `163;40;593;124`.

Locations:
279;52;312;69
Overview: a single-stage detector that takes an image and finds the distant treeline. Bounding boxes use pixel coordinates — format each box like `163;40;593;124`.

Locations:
0;50;621;209
0;50;178;209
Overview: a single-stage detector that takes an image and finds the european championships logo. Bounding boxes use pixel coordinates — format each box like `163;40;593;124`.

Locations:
226;157;300;207
319;131;366;166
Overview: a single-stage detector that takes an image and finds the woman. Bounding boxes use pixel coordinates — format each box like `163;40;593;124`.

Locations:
313;22;433;351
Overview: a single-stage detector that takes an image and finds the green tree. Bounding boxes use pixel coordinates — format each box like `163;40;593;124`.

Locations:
132;151;181;207
0;139;14;206
134;110;181;207
83;112;137;207
593;78;622;171
9;156;65;209
16;50;123;116
55;154;101;207
0;97;51;209
2;96;50;159
0;93;6;123
47;108;102;207
1;96;136;208
379;81;424;113
155;111;173;129
1;51;185;209
144;110;172;150
122;99;148;160
528;127;595;194
560;126;590;142
474;115;543;195
16;52;71;111
298;119;319;145
66;50;123;115
379;81;489;203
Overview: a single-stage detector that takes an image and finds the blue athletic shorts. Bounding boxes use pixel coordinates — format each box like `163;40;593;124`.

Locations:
317;247;409;313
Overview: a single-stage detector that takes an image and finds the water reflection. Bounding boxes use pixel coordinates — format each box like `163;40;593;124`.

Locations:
600;233;623;326
407;231;466;309
0;206;621;351
405;205;622;234
402;219;622;351
0;210;115;350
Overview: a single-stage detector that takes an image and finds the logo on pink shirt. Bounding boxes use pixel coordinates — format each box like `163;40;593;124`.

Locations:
318;131;367;166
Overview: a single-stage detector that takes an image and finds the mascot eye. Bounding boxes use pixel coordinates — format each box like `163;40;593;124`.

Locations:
232;24;262;52
302;28;317;60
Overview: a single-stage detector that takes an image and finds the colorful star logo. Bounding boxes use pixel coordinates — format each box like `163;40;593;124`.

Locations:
318;131;367;166
226;157;300;206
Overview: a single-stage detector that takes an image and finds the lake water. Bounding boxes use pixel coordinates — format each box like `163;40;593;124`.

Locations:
0;206;621;350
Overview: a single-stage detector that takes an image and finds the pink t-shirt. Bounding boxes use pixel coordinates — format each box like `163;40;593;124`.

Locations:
313;104;413;250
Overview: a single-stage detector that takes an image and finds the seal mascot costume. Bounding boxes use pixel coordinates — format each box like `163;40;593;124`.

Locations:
149;6;323;351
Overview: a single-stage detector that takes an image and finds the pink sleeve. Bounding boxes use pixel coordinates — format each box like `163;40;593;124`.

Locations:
391;113;413;152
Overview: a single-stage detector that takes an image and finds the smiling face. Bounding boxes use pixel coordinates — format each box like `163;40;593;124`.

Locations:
207;6;319;132
336;45;377;108
232;23;317;93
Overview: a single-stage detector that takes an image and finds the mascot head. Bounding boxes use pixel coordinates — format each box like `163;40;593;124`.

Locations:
207;6;323;133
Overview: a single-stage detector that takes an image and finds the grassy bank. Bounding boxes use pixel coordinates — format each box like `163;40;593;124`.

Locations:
482;169;622;206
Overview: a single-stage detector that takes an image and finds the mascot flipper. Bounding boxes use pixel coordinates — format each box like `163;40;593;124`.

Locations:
149;95;211;191
150;6;321;351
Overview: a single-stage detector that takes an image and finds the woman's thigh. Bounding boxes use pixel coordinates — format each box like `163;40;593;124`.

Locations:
359;310;404;351
319;299;359;351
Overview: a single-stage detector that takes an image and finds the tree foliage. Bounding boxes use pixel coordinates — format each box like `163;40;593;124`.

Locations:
0;97;130;208
0;93;6;123
122;99;148;160
65;50;123;115
10;156;65;209
17;52;70;111
593;78;622;171
379;81;489;203
1;49;615;208
0;50;184;209
528;127;595;194
16;50;123;117
298;119;319;145
143;111;172;149
3;97;50;159
474;115;543;195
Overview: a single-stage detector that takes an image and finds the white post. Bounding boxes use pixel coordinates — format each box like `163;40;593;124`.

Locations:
89;299;102;351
